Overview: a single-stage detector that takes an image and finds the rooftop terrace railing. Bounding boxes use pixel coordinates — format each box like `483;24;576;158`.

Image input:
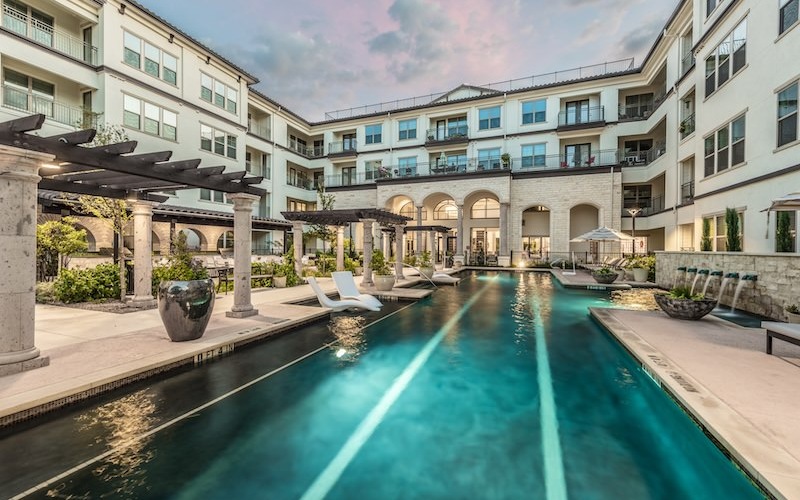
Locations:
2;4;98;64
323;58;636;120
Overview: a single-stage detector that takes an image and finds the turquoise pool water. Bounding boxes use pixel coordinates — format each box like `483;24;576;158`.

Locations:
1;272;763;499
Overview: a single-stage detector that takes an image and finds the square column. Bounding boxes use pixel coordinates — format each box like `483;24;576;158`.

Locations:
336;225;345;271
395;224;405;279
498;202;511;267
428;230;436;264
226;193;260;319
131;200;159;307
292;221;304;278
361;219;375;286
0;145;53;375
415;206;423;255
454;204;465;267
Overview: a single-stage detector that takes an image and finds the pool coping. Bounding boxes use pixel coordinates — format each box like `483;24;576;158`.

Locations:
591;307;800;500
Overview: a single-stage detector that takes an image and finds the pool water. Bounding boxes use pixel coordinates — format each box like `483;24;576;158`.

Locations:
1;272;763;499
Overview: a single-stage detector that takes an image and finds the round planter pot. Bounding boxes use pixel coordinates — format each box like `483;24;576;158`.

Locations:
631;268;649;282
374;275;395;291
273;276;287;288
654;293;717;320
786;311;800;324
419;266;435;279
592;272;618;284
158;279;215;342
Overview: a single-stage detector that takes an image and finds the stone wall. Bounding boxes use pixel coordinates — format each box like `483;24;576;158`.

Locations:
656;251;800;321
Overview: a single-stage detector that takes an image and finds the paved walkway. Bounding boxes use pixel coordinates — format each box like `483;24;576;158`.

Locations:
1;268;798;498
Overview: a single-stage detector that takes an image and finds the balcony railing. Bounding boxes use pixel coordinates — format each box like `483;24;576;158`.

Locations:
623;195;665;217
245;161;271;180
515;148;621;171
328;140;357;155
288;139;324;158
680;113;695;139
2;85;99;127
618;104;653;121
681;51;696;76
619;140;666;166
247;122;271;141
425;126;469;143
557;106;604;128
681;180;695;204
286;177;320;190
2;4;98;64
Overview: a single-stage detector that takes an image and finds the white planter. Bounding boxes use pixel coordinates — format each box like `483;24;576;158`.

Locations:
631;268;649;282
419;266;435;279
273;276;287;288
374;275;395;291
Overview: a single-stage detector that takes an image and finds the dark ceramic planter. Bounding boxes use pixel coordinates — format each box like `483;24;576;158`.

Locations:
158;279;215;342
592;271;618;284
654;293;716;320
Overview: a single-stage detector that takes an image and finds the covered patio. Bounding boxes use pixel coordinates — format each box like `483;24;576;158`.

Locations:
0;114;268;375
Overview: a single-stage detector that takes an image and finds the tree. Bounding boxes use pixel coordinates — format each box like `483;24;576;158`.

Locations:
701;218;712;251
725;208;741;252
74;124;132;301
306;184;336;274
36;217;88;280
776;211;794;252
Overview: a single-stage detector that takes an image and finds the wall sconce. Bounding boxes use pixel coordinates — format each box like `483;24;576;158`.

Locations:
118;3;126;15
169;33;174;43
206;55;210;64
237;75;241;83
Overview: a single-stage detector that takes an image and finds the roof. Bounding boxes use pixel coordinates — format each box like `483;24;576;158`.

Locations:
281;209;411;226
1;115;266;202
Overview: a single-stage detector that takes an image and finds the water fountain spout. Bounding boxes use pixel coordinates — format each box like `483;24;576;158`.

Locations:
716;272;739;308
702;270;723;296
675;266;687;288
731;273;756;311
691;269;709;296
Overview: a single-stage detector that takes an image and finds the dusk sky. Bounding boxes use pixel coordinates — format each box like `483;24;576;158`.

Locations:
136;0;679;121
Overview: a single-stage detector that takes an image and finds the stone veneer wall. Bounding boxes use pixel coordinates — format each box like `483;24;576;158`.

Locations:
655;251;800;321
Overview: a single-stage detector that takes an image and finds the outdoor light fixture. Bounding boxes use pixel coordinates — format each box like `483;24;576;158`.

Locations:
627;207;642;253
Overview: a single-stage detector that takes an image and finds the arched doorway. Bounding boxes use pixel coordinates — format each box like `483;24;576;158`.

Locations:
569;204;601;262
521;205;550;260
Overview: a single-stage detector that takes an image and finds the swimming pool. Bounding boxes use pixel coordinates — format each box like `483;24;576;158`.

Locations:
1;272;763;499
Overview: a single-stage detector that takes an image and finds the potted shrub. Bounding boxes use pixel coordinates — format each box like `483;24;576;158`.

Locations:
785;304;800;324
501;153;511;168
627;255;650;282
418;251;435;279
273;265;287;288
591;266;618;284
372;249;395;291
654;286;717;320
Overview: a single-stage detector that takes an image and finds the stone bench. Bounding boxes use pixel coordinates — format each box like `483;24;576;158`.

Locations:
762;322;800;354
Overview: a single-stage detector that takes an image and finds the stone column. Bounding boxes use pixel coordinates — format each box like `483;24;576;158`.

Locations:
292;221;304;278
131;200;159;307
415;205;423;255
226;193;260;318
428;230;436;264
498;202;511;267
454;203;465;266
336;225;345;271
362;219;375;286
395;224;405;279
0;146;53;375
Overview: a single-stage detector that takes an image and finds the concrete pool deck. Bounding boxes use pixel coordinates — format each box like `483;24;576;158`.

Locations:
1;269;798;498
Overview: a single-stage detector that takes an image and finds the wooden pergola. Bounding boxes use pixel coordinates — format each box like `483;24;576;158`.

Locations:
281;209;411;285
0;114;268;375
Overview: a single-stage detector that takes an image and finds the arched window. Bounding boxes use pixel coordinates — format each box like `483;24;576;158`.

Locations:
434;200;458;220
217;230;234;249
399;202;427;220
471;198;500;218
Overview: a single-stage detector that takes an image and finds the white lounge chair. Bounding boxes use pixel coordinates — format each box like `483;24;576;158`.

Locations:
306;277;381;312
331;271;383;310
431;272;460;285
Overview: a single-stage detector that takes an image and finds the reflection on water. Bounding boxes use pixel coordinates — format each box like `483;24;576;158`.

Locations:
46;392;158;497
329;315;367;363
610;288;661;311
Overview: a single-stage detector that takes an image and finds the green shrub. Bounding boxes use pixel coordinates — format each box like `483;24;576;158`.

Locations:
35;281;56;303
53;263;121;303
151;233;209;295
667;286;705;301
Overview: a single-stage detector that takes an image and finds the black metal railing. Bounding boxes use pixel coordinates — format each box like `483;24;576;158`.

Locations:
681;51;696;76
558;106;604;127
623;196;665;217
680;113;695;139
425;126;469;142
2;4;98;64
286;177;319;190
681;180;695;203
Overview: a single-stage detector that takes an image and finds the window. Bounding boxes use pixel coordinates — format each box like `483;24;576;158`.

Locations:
341;166;357;186
623;185;652;211
122;95;178;140
477;148;501;170
365;160;386;180
622;94;653;119
521;144;546;168
471;198;500;219
704;115;745;176
775;211;797;252
4;1;53;46
200;124;236;158
399;202;419;220
398;119;417;140
704;19;747;98
478;106;501;130
287;198;313;212
365;124;382;144
434;200;458;220
778;82;798;147
397;156;417;176
200;189;227;203
522;100;546;124
122;32;179;85
706;0;719;17
200;73;237;114
2;68;54;116
781;0;799;34
705;212;744;251
343;133;357;151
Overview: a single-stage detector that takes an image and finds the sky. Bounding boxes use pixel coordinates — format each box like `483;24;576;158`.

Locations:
136;0;680;122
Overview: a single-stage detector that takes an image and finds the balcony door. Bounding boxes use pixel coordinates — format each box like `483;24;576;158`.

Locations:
565;100;589;125
342;133;356;151
564;144;591;167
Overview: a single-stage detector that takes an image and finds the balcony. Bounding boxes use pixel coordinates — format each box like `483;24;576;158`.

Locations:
2;85;99;128
679;114;695;139
328;140;357;158
248;122;271;141
288;139;324;158
620;140;666;166
622;195;665;217
557;106;604;129
325;169;393;188
681;51;696;77
425;126;469;145
2;4;98;65
245;161;270;180
286;177;319;191
681;180;695;204
514;148;621;171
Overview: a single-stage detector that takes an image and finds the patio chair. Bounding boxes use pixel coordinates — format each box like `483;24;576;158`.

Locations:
331;271;383;310
431;272;460;285
306;277;381;312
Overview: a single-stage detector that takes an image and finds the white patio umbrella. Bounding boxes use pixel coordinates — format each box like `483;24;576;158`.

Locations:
761;192;800;237
570;226;634;260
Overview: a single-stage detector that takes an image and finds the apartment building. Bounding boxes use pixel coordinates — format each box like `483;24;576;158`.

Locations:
1;0;798;262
